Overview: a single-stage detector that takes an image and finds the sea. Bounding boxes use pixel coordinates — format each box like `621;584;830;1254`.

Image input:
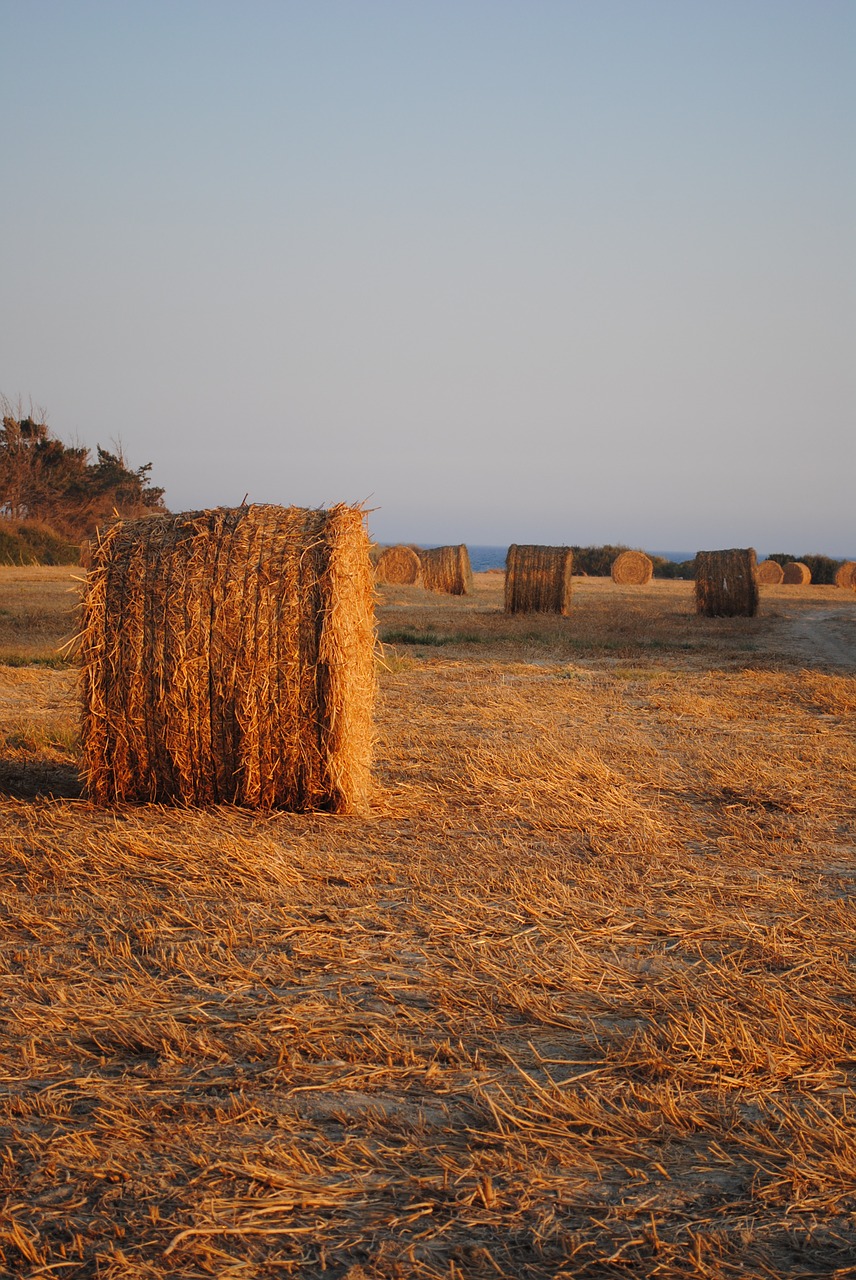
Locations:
418;546;695;573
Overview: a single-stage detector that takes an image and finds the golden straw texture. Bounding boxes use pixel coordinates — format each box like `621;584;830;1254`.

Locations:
375;544;422;585
505;545;573;614
694;548;759;617
611;550;653;585
757;559;785;584
782;561;812;585
79;504;375;810
418;545;473;595
834;560;856;590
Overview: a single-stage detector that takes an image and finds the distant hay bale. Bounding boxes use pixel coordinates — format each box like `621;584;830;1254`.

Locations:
757;559;785;585
611;550;653;585
418;545;472;595
834;560;856;589
375;544;422;586
505;545;573;615
694;548;759;618
79;504;375;811
782;561;811;585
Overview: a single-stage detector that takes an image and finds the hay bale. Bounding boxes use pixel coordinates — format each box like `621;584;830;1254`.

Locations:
757;559;785;585
375;544;422;586
79;504;375;811
694;548;759;617
611;550;653;585
418;544;472;595
782;561;811;585
505;545;573;615
834;560;856;589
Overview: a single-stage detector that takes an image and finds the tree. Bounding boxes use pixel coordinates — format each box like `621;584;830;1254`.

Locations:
0;399;166;540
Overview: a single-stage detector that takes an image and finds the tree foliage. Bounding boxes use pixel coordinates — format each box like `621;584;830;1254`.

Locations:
0;401;166;542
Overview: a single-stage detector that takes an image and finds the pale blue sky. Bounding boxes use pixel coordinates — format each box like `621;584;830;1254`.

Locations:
2;1;853;552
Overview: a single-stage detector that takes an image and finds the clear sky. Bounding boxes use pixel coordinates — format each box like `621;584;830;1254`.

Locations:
2;1;854;553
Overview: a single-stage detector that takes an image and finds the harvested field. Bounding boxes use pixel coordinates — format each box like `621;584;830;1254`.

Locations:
1;566;855;1279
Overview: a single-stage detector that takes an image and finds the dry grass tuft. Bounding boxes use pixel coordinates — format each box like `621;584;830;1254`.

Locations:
1;569;855;1278
78;504;375;811
611;549;653;585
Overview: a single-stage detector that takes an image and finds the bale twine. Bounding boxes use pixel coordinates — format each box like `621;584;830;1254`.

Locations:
782;561;811;585
694;548;759;617
505;545;573;615
418;544;473;595
611;550;653;585
79;504;376;811
834;560;856;590
375;544;422;586
757;559;785;585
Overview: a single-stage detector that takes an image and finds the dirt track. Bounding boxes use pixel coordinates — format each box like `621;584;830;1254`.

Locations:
781;607;856;670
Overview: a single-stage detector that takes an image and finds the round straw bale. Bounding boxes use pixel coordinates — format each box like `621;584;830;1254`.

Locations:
834;561;856;589
375;544;422;585
418;544;473;595
782;561;811;585
611;550;653;585
79;504;376;811
694;548;759;617
505;545;573;614
756;559;785;585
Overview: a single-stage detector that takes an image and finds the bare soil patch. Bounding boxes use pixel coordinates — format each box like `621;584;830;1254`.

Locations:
1;570;854;1278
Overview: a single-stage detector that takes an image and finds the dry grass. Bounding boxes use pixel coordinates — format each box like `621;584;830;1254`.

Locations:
1;569;855;1278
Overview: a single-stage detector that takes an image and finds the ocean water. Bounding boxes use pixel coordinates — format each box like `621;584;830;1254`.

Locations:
418;546;695;572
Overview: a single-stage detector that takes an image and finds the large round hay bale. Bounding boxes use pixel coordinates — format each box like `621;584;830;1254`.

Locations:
694;548;759;617
375;544;422;585
834;561;856;589
782;561;811;585
757;559;785;584
505;545;573;615
418;544;472;595
611;550;653;585
79;504;375;811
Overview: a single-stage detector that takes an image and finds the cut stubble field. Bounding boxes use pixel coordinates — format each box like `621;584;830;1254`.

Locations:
0;566;854;1279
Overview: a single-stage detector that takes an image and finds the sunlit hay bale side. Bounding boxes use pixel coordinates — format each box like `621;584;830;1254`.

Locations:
782;560;811;585
504;544;573;615
610;550;653;585
418;544;473;595
79;504;375;811
757;559;784;585
375;544;422;586
834;560;856;589
694;548;759;617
